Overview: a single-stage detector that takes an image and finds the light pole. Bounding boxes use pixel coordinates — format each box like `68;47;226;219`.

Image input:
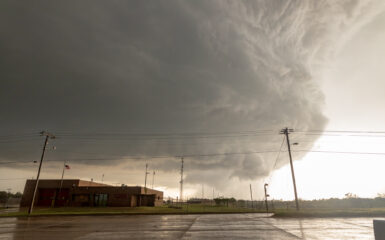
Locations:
249;184;254;208
180;157;184;203
144;164;149;194
151;171;155;189
264;183;269;213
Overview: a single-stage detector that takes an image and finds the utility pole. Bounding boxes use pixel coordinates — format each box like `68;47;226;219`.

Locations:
280;127;299;211
249;184;253;208
28;131;55;215
180;157;184;203
152;171;155;189
144;163;149;194
101;174;104;182
264;183;269;213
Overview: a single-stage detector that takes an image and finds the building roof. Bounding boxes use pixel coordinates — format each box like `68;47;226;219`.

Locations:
24;179;163;195
25;179;111;187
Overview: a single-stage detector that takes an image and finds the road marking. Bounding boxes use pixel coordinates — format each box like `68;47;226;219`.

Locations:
257;218;302;239
180;215;200;239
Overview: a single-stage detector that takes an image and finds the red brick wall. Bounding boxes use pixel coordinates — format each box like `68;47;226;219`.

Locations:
20;180;164;207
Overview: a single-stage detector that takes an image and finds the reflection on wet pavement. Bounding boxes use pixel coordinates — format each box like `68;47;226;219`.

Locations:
0;213;382;239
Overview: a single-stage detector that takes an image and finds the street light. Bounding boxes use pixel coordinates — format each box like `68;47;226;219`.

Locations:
264;183;269;213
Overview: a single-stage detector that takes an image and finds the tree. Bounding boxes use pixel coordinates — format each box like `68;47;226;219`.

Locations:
0;191;7;203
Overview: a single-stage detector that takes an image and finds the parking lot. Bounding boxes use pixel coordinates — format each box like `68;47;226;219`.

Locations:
0;213;381;239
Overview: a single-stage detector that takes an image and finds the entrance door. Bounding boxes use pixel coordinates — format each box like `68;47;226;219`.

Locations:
38;189;56;206
94;194;108;206
56;189;69;206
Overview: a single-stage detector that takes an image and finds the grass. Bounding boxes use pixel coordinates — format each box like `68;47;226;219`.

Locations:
0;204;261;218
272;208;385;218
3;205;385;218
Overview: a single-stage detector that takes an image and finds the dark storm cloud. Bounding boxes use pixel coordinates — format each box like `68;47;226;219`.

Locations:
1;0;381;188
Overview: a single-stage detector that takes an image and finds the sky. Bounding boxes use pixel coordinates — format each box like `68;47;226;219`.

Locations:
1;0;385;200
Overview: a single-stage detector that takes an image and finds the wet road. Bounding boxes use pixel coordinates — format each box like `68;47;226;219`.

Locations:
0;214;381;239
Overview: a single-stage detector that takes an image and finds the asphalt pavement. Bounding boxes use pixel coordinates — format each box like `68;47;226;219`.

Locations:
0;213;381;239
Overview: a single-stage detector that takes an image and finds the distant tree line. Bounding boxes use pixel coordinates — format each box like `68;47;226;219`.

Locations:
181;195;385;210
0;191;22;204
235;197;385;210
296;197;385;209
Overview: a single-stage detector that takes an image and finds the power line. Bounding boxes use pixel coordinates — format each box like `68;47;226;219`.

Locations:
36;150;282;163
294;133;385;138
3;149;385;166
4;129;385;139
0;178;29;181
293;130;385;138
5;129;385;147
295;129;385;134
0;133;40;138
0;138;42;144
0;160;37;165
294;150;385;156
265;135;286;186
53;134;278;141
54;129;385;138
54;129;276;136
54;134;278;145
175;150;281;158
271;136;286;171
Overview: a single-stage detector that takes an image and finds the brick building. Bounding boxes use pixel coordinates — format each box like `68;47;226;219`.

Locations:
20;179;163;207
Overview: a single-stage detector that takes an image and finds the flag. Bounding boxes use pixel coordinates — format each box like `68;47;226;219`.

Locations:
65;164;70;170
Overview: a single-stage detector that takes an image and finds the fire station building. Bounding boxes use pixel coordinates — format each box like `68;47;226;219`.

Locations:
20;179;163;207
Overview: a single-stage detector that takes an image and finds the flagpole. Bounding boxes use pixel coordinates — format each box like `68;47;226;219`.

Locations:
58;161;66;196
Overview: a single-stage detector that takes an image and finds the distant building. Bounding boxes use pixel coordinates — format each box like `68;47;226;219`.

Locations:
20;179;163;207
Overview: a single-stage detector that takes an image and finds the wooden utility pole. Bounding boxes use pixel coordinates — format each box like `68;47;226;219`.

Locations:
179;157;184;202
280;127;299;211
28;131;55;215
152;171;155;189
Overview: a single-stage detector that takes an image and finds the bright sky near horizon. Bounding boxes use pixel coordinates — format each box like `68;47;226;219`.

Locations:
268;11;385;200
